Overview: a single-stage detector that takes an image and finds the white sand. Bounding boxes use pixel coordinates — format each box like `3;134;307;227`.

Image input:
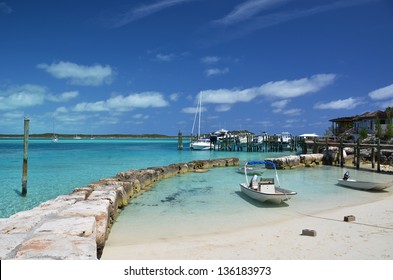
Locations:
101;193;393;260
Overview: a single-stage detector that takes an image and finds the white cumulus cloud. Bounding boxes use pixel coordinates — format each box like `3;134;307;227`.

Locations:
0;84;79;111
181;106;207;114
156;53;175;62
0;84;46;111
205;68;229;77
368;84;393;100
271;99;290;109
314;97;364;110
73;92;169;112
37;61;114;86
259;74;336;98
199;73;336;104
201;56;221;64
215;104;232;112
47;91;79;102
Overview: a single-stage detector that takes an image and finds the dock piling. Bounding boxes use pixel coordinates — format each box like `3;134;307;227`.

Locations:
21;117;30;197
177;130;183;150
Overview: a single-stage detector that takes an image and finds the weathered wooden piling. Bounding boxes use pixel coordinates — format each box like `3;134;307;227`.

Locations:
377;139;381;172
356;139;360;169
339;138;344;167
21;117;30;197
177;130;183;150
302;137;388;172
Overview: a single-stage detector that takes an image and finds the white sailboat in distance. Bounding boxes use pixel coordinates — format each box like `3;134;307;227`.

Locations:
190;93;211;150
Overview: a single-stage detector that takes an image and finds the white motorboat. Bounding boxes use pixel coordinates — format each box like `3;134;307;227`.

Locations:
337;171;393;191
239;161;297;204
190;138;211;150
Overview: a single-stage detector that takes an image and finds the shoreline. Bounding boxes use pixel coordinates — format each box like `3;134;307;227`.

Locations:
101;190;393;260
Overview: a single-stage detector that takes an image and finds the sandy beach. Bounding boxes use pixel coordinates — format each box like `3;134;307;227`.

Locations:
101;191;393;260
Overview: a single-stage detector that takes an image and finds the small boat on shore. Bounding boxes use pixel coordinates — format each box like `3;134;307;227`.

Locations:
239;161;297;204
337;171;393;191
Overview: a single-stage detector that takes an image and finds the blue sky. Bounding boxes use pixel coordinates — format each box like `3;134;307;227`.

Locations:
1;0;393;136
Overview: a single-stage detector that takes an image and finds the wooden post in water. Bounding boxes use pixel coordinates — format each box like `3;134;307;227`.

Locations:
177;130;183;150
371;140;375;169
325;137;329;164
313;138;317;153
339;138;344;167
356;138;360;169
302;138;307;154
21;117;30;197
377;139;381;172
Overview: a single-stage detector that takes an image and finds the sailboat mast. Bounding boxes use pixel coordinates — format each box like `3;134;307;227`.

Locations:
197;93;202;138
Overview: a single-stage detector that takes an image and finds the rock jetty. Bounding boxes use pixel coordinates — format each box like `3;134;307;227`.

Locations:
265;154;324;169
0;157;239;260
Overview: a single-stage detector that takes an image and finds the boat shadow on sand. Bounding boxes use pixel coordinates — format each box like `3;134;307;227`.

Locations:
234;191;290;208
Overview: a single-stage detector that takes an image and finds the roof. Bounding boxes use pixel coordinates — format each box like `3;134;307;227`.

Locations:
330;110;388;123
329;116;355;122
352;110;386;121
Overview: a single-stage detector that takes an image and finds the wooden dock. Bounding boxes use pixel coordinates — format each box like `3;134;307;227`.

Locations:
185;134;302;152
180;133;393;173
301;137;393;172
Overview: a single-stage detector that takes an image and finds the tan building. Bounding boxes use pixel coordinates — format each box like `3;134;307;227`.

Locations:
330;110;390;138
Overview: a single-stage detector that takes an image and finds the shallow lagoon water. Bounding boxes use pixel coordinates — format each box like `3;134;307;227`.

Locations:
106;163;393;246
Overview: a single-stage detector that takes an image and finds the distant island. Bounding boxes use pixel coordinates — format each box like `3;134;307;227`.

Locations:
0;133;177;139
0;130;258;139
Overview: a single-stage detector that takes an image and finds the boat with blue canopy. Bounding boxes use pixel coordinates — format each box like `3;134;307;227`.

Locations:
239;161;297;204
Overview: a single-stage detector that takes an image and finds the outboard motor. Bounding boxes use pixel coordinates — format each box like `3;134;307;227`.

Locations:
343;171;350;180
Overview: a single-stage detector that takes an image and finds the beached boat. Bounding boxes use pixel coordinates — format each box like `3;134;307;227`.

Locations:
239;161;297;204
337;171;393;191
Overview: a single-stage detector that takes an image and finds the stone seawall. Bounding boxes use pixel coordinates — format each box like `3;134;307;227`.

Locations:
265;154;325;169
0;157;239;260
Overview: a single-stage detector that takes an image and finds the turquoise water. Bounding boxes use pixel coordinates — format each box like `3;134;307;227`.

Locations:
0;138;288;218
1;138;392;224
105;164;393;247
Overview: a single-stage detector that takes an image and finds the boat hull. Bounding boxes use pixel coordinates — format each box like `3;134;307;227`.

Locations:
239;183;297;204
337;179;393;191
190;140;211;150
